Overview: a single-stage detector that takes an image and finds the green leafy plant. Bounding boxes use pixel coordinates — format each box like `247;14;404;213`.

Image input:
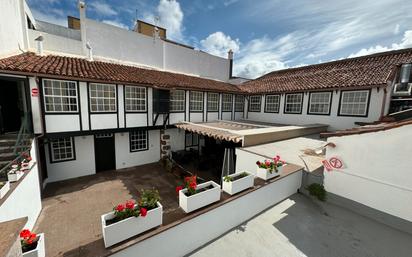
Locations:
306;183;327;202
140;188;161;210
224;172;249;182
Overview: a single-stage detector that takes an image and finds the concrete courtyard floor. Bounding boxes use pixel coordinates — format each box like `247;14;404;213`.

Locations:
189;193;412;257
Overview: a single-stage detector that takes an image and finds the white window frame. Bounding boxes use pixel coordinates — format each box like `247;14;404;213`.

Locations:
222;94;233;112
207;92;219;112
189;91;203;112
284;93;303;114
339;90;370;117
249;95;262;112
130;130;148;152
43;79;78;113
265;94;281;113
170;90;185;112
308;91;332;115
89;83;117;113
235;95;244;112
124;86;146;112
50;137;75;162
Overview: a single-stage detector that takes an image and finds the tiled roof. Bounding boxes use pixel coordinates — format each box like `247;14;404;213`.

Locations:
240;48;412;94
175;122;243;143
320;119;412;138
0;52;240;93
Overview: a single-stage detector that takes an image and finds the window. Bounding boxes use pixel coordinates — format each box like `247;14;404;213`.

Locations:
249;95;261;112
185;132;199;147
50;137;75;162
265;95;280;113
284;93;303;114
222;94;233;112
339;90;370;116
235;95;244;112
130;130;148;152
190;91;203;112
43;79;78;113
170;90;185;112
308;92;332;115
125;86;146;112
207;92;219;112
89;83;116;112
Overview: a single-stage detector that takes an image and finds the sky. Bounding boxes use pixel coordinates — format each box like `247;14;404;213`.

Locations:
27;0;412;79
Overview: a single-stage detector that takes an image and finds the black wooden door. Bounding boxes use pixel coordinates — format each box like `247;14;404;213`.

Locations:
94;133;116;172
0;80;21;133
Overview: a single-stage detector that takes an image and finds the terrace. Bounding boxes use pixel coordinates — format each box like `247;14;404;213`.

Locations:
33;162;303;257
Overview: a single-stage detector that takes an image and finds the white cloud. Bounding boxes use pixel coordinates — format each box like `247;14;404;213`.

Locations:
102;20;129;30
200;32;240;58
394;24;400;35
31;8;67;27
348;30;412;58
143;0;184;42
224;0;239;7
89;2;117;17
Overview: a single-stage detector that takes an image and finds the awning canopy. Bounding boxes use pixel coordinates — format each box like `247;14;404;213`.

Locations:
175;121;244;143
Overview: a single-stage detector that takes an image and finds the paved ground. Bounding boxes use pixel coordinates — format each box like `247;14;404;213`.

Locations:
189;194;412;257
34;163;185;257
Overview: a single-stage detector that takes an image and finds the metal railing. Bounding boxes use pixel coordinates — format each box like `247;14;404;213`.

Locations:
0;148;31;179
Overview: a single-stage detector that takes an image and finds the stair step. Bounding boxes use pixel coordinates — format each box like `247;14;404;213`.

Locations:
0;152;17;162
0;139;17;147
0;133;18;140
0;160;11;171
0;146;13;154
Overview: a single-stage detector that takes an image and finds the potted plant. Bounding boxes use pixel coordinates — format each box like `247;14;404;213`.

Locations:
8;161;23;182
101;189;163;248
20;229;45;257
0;181;10;199
21;152;34;171
256;155;285;180
176;175;221;213
222;172;254;195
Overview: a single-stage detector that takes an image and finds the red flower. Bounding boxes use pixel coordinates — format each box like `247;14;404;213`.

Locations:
176;186;183;194
26;157;32;161
125;200;135;210
20;229;31;239
189;181;197;190
140;208;147;217
256;161;261;166
27;233;36;244
265;160;271;166
115;204;125;212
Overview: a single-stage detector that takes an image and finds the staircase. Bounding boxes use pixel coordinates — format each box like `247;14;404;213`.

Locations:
0;133;32;173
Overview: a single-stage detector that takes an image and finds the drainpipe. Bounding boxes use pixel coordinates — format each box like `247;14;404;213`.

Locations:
228;49;234;79
34;35;44;55
78;0;88;57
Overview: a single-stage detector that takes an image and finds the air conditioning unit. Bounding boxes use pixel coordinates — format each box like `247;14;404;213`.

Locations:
393;83;412;96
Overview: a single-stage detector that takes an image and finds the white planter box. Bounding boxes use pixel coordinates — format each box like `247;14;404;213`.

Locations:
222;173;254;195
256;165;284;180
22;233;45;257
7;170;23;182
101;202;163;248
0;181;10;199
179;181;221;213
21;161;35;171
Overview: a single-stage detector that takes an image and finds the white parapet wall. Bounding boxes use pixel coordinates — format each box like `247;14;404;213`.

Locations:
111;170;302;257
0;139;42;230
324;124;412;223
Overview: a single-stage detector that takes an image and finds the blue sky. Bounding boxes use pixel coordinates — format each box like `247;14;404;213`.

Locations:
27;0;412;79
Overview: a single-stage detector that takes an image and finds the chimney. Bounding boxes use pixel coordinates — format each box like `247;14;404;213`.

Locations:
78;1;88;57
228;49;234;79
86;42;93;61
34;35;44;55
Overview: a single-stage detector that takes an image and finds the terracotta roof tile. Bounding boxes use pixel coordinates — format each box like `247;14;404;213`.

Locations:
0;52;241;93
240;48;412;93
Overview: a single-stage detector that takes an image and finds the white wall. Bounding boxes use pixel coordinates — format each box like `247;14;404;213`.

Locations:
90;114;118;130
45;115;81;133
0;0;25;56
246;88;386;131
112;170;302;257
115;130;160;169
324;124;412;222
28;29;83;56
45;136;96;182
0;139;42;230
168;128;185;151
235;149;265;175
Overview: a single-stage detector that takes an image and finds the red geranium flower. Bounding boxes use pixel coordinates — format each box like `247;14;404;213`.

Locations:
189;181;197;190
140;208;147;217
27;233;36;244
20;229;31;239
125;200;135;210
115;204;125;212
176;185;183;194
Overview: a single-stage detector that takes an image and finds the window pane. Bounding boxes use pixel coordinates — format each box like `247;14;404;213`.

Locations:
249;95;261;112
207;93;219;112
265;95;280;113
309;92;331;114
222;94;232;112
43;79;78;113
190;91;203;111
170;90;185;112
89;83;117;112
50;137;74;162
130;130;148;151
125;86;146;112
284;93;303;114
339;90;369;116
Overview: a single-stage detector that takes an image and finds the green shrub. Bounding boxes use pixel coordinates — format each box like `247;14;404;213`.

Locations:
140;188;161;210
306;183;327;202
